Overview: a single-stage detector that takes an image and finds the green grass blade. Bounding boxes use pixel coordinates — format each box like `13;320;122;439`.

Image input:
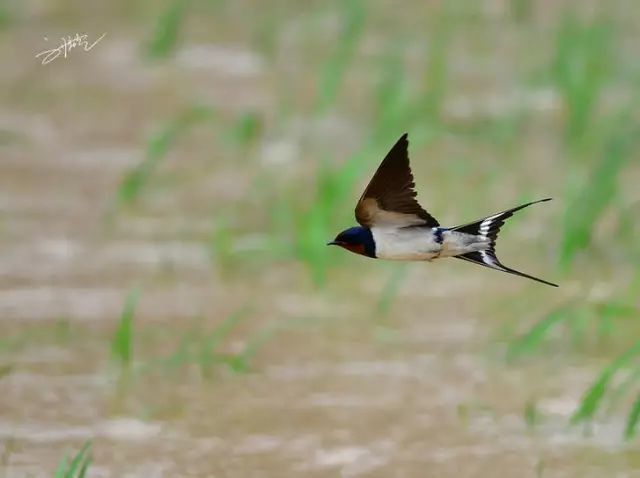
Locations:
571;369;611;426
418;7;452;123
571;341;640;424
605;366;640;417
77;457;92;478
117;105;215;206
506;308;570;361
230;111;263;147
295;150;366;286
524;399;539;430
624;391;640;441
117;128;175;205
198;308;251;374
551;13;612;145
314;0;365;113
146;0;188;59
372;43;409;138
66;441;92;477
53;440;92;478
209;215;234;271
54;454;69;478
559;120;637;269
110;288;141;368
208;307;251;347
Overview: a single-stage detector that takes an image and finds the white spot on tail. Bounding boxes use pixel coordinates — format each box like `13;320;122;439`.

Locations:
479;218;493;238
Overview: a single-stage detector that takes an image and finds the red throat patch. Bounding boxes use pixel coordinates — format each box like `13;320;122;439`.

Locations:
342;243;365;256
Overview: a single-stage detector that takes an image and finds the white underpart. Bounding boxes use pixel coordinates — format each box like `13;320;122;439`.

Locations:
371;227;441;261
371;227;490;261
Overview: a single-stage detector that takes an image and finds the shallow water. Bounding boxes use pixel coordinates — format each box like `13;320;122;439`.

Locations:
1;1;640;477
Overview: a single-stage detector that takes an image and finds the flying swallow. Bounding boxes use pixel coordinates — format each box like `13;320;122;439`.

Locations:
328;133;558;287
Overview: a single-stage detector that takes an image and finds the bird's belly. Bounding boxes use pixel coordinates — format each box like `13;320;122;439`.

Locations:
377;249;438;261
439;230;490;257
371;227;441;261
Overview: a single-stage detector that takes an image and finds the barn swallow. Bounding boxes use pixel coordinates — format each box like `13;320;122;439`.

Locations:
328;133;558;287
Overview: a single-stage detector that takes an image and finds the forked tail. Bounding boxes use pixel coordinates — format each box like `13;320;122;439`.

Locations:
450;198;558;287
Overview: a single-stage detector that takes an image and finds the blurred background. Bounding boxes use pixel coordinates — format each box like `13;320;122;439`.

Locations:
1;0;640;476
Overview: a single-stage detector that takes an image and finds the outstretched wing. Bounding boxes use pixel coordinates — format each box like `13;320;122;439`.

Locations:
354;134;439;228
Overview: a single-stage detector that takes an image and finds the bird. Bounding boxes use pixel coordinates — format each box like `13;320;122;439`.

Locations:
327;133;558;287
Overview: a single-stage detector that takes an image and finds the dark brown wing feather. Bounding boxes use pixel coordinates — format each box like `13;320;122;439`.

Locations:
354;134;439;228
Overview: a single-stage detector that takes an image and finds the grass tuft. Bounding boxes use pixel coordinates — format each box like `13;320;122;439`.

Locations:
54;440;92;478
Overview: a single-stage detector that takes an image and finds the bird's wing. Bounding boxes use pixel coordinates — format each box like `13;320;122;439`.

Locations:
354;133;439;228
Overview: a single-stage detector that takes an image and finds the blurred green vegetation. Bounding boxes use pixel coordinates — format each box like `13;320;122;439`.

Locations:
138;307;263;377
314;0;366;114
0;2;638;467
551;13;613;148
116;105;216;207
108;0;640;438
110;287;140;371
145;0;187;59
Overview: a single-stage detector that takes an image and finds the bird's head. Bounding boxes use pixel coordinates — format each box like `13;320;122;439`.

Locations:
327;226;375;258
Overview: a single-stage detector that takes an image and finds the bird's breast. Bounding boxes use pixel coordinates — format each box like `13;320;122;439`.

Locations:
370;227;441;261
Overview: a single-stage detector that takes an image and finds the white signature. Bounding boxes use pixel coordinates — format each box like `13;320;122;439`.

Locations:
36;32;106;65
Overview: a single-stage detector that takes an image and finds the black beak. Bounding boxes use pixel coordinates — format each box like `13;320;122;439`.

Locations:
327;241;339;246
